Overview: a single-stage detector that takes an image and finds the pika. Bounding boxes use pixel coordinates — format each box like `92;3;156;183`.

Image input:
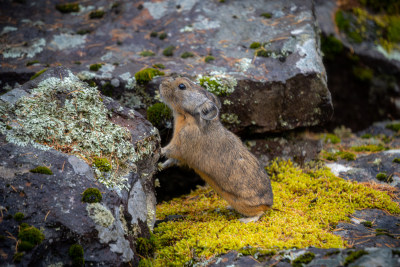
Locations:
159;77;273;222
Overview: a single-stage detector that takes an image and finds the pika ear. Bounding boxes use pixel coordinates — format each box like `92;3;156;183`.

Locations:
206;91;221;109
195;100;219;121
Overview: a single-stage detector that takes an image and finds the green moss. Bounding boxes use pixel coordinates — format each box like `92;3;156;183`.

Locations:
135;68;165;84
352;66;374;82
181;51;194;58
69;244;84;266
362;221;373;227
249;42;261;49
26;60;39;66
89;63;102;71
335;10;363;43
351;144;387;152
386;123;400;132
153;63;165;69
30;68;47;80
138;259;154;267
292;252;315;267
376;172;387;181
74;61;82;65
14;212;24;222
76;29;91;35
361;133;372;139
159;32;168;40
19;240;35;251
136;234;157;257
204;55;215;63
323;134;341;144
13;252;24;263
360;0;400;15
147;103;172;126
255;49;271;57
260;13;272;19
322;151;337;161
93;157;112;172
20;223;29;229
344;250;368;265
153;160;400;265
321;35;343;61
150;32;158;38
140;51;156;57
393;158;400;164
56;3;80;13
89;10;105;19
162;46;174;57
376;172;393;183
30;166;53;175
18;225;44;246
82;188;102;203
6;125;12;130
387;16;400;43
337;151;356;161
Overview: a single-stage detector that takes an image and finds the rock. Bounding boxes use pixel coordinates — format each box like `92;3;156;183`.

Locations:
0;67;160;266
315;0;400;131
206;247;400;267
0;0;332;134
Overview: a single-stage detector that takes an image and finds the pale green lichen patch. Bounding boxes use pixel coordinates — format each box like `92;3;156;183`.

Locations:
221;113;240;124
86;203;115;227
0;73;155;190
154;160;400;266
197;72;237;96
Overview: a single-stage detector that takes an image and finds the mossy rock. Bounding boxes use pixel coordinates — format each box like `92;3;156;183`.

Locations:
181;51;194;58
69;244;85;266
30;166;53;175
82;188;102;203
321;35;343;61
30;68;47;80
135;68;165;84
89;10;105;19
323;133;341;144
344;250;368;266
136;234;156;257
56;3;80;13
162;46;174;57
146;103;172;126
204;55;215;63
351;144;387;152
89;63;102;71
249;42;261;49
14;212;24;222
292;252;315;267
18;225;44;246
386;123;400;132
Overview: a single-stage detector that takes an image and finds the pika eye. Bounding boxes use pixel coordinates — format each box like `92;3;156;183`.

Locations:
178;83;186;90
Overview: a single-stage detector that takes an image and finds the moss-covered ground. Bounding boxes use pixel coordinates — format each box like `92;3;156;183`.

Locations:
153;159;399;266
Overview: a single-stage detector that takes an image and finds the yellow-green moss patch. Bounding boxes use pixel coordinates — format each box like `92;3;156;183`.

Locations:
154;160;400;266
30;68;47;80
135;68;165;84
30;166;53;175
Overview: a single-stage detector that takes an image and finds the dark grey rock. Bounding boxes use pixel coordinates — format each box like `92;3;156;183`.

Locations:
0;0;333;134
0;67;160;266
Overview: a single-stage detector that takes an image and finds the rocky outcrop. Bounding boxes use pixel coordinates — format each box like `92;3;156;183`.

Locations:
315;0;400;130
0;0;332;134
0;67;160;266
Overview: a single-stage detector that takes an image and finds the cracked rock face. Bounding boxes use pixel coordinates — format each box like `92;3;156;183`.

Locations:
0;0;332;134
0;67;160;266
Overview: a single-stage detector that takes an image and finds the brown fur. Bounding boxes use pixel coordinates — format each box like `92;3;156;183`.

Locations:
160;77;273;217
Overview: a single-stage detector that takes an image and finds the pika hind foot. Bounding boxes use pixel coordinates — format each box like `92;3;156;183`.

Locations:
159;158;179;170
239;214;262;223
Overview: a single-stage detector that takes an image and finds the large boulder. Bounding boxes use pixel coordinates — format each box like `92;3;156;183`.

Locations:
0;0;333;134
0;66;160;266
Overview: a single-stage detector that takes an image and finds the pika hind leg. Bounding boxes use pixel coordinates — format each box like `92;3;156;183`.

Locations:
239;214;262;223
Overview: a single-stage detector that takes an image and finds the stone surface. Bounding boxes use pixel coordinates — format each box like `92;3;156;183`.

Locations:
0;0;332;134
315;0;400;131
0;67;160;266
205;247;400;267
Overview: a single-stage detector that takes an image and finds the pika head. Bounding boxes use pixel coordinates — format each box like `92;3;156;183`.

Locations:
159;77;221;121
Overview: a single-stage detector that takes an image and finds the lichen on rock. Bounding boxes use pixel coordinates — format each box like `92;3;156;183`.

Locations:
0;70;156;190
196;72;237;96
